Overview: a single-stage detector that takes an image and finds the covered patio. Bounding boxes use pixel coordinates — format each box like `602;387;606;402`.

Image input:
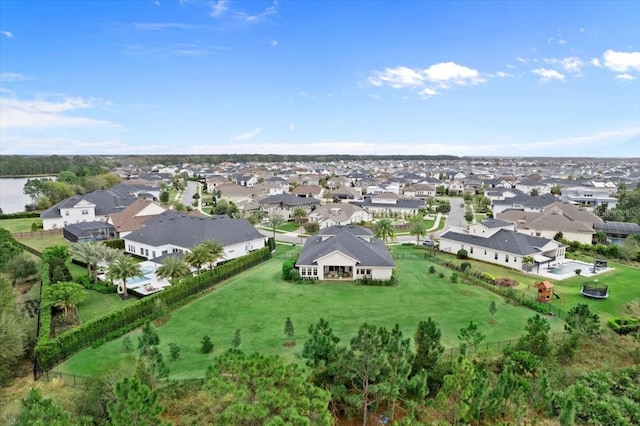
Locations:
323;265;353;279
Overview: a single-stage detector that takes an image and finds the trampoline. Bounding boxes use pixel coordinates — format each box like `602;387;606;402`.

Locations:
581;282;609;299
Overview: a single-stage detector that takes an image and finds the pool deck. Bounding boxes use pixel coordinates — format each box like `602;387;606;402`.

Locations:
530;260;612;281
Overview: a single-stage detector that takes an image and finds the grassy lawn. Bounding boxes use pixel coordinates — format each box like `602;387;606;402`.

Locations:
427;249;639;323
57;253;565;379
0;217;42;233
14;235;70;253
77;290;136;323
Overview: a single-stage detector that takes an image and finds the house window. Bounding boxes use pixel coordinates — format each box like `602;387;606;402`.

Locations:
470;247;474;254
505;255;509;263
495;252;498;260
63;221;68;226
81;209;89;215
484;250;487;255
152;251;156;258
535;232;541;237
312;267;317;276
65;211;69;216
140;248;144;255
162;250;168;255
301;268;307;276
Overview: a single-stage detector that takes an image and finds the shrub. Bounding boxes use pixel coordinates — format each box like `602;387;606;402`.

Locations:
450;273;458;283
169;343;180;361
358;276;397;287
438;272;445;278
456;249;468;259
303;222;320;234
482;272;495;284
575;269;582;275
460;262;471;272
282;258;297;280
608;317;640;335
428;265;436;274
200;336;213;353
104;239;125;250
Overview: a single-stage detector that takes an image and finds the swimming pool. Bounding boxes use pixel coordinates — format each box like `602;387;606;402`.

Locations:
547;260;594;275
127;275;151;285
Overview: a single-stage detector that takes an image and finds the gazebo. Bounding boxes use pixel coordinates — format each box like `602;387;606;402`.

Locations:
534;280;555;303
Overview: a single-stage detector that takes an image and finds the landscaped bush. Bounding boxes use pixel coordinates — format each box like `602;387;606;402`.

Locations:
282;258;297;280
608;317;640;335
495;278;519;287
75;275;117;294
104;239;125;250
456;249;468;259
357;275;397;287
481;272;496;284
460;262;471;272
35;247;271;373
428;265;436;274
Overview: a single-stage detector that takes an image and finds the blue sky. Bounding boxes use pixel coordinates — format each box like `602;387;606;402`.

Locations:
1;0;639;157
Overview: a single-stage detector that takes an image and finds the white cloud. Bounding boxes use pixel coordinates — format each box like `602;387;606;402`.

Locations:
423;62;486;87
515;57;529;65
495;71;512;78
602;49;640;73
591;58;602;67
367;66;424;89
0;72;27;82
270;39;278;46
233;127;262;140
557;39;567;45
0;95;118;129
211;0;229;17
298;91;315;99
367;62;485;96
418;87;438;98
289;123;295;131
232;3;278;23
531;68;565;82
615;73;635;81
544;57;585;74
0;30;13;38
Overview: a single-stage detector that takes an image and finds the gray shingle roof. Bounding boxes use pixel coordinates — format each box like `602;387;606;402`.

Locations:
259;193;321;206
493;193;557;208
297;226;395;268
481;218;513;228
440;229;555;256
40;190;137;218
361;197;425;209
125;212;265;248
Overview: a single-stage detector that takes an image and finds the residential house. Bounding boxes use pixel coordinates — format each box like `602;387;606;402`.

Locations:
41;190;137;230
123;212;266;262
402;183;436;199
359;193;425;217
107;199;168;238
231;173;259;187
217;183;257;204
308;203;371;229
331;186;362;201
439;219;566;271
497;201;602;245
485;188;523;203
561;186;619;210
515;180;550;195
295;225;395;281
492;193;557;216
447;180;465;195
291;184;324;199
258;193;321;220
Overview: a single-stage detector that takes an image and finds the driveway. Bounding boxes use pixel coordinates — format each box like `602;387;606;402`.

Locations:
182;180;197;206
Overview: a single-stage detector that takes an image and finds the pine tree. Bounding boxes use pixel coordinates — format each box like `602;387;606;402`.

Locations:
16;388;71;426
284;317;295;340
558;395;576;426
107;376;166;426
489;301;497;316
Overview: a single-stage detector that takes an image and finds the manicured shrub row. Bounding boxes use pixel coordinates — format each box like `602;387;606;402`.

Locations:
35;247;271;373
608;317;640;335
75;275;117;294
357;275;397;286
0;211;41;219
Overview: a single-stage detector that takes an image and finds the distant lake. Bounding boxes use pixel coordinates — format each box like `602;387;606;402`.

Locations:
0;177;55;214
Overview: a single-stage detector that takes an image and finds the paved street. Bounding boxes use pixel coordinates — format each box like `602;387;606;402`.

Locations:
446;196;466;229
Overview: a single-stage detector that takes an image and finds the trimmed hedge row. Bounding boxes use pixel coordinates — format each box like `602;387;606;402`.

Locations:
35;247;271;373
608;317;640;335
0;211;41;220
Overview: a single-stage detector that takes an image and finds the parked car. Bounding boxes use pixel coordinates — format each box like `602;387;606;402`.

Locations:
423;239;435;247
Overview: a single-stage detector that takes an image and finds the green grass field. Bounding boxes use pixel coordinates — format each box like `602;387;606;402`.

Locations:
0;217;42;233
77;290;136;323
57;253;566;379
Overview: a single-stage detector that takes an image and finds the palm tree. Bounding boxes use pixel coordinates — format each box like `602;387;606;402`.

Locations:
373;218;396;243
70;241;105;283
101;246;123;286
156;256;190;283
107;256;143;299
409;217;429;245
522;256;535;272
184;244;210;275
42;282;87;321
292;207;307;227
594;231;607;245
267;215;285;241
198;240;225;270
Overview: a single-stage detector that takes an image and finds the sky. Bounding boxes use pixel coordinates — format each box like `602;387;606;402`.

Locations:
1;0;639;157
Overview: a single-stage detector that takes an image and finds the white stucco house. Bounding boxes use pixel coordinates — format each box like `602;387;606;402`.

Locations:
307;203;371;229
123;211;267;262
439;219;566;271
295;225;395;281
